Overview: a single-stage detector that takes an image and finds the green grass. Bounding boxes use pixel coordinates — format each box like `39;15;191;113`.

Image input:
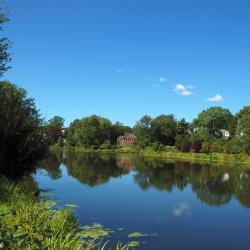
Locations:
137;150;250;166
0;177;129;250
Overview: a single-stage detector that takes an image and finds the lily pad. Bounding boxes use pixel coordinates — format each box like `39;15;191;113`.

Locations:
128;241;140;248
128;232;148;238
65;204;79;208
81;223;112;239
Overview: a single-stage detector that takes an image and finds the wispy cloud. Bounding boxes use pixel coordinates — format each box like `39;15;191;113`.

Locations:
206;94;225;102
173;202;190;217
159;77;166;83
174;84;194;96
116;69;123;73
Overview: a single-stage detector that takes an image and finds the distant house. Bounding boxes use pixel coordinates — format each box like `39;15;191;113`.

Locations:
117;133;136;147
221;129;230;140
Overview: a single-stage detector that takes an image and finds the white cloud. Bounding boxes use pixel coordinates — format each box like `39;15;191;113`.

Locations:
173;202;190;217
116;69;123;73
206;94;225;102
174;84;194;96
180;90;194;96
159;77;166;83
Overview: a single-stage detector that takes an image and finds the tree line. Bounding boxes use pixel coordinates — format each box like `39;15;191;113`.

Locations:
45;105;250;155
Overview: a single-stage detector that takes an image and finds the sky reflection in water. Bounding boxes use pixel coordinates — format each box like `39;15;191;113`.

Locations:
35;152;250;250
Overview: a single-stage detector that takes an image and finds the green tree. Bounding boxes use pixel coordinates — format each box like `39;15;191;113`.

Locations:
133;115;152;147
46;116;65;146
175;118;190;150
236;106;250;120
176;118;189;136
151;114;176;145
0;1;11;76
235;113;250;154
48;115;65;128
193;107;236;138
0;81;47;176
66;115;113;148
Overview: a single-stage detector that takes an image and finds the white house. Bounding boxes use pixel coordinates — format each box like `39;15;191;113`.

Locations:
220;129;230;140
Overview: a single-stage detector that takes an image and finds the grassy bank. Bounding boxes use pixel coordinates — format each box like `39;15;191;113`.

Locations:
51;145;250;166
137;150;250;166
0;177;128;250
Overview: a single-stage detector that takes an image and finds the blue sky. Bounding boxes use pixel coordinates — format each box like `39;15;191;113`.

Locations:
2;0;250;126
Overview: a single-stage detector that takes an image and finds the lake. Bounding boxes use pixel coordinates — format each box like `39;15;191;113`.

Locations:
35;152;250;250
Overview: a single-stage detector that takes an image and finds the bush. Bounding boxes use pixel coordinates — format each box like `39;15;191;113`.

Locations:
201;142;211;154
99;143;111;150
210;139;224;153
181;141;192;152
151;142;165;152
192;140;202;153
223;139;240;154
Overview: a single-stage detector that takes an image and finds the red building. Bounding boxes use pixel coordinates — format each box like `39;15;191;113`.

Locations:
117;133;136;147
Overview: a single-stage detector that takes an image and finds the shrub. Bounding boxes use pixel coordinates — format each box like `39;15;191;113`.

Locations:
181;141;192;153
99;143;111;150
201;142;211;154
210;139;224;153
192;140;202;153
223;139;240;154
151;142;165;152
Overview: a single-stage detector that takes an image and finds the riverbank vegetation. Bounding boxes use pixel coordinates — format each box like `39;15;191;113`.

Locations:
0;177;129;250
62;106;249;156
48;105;250;165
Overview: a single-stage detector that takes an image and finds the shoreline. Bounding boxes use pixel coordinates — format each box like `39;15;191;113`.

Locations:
50;146;250;167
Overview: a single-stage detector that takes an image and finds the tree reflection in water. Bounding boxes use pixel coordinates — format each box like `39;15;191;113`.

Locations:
41;152;250;208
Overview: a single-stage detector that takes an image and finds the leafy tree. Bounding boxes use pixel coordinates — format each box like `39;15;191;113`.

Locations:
46;116;65;146
193;107;236;138
151;114;176;146
0;1;11;77
175;119;190;150
66;115;113;147
0;81;47;176
235;113;250;154
48;115;65;128
236;106;250;120
176;118;189;136
133;115;152;147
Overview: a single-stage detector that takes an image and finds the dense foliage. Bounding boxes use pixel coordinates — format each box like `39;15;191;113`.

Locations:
46;115;65;146
61;105;250;155
0;81;47;176
66;115;131;149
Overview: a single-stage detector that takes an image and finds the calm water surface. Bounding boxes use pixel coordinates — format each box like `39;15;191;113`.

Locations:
35;152;250;250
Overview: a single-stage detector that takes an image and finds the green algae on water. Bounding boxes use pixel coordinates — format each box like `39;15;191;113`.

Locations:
65;204;79;208
128;241;140;248
81;223;112;239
